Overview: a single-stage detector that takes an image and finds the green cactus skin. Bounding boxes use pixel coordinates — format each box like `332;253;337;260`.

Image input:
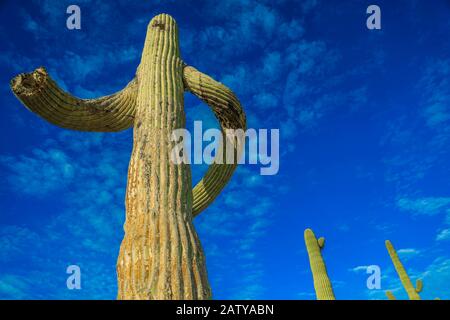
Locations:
385;291;397;300
183;66;246;216
415;279;423;293
10;13;246;300
10;67;138;132
317;237;325;249
304;229;336;300
385;240;421;300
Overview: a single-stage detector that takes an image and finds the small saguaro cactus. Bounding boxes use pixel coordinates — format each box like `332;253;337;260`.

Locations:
385;240;422;300
10;14;246;300
304;228;336;300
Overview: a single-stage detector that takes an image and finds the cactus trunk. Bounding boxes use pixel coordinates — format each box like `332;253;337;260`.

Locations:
385;240;421;300
116;14;211;300
304;229;335;300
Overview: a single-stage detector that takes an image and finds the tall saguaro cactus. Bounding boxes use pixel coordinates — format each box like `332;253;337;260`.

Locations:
385;240;422;300
10;14;246;300
304;228;335;300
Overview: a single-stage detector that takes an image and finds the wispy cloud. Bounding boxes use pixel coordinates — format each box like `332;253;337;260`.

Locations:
0;274;32;299
419;59;450;129
349;265;369;273
0;148;74;196
0;226;41;262
397;248;420;260
397;197;450;216
0;130;131;298
419;257;450;299
436;228;450;241
195;165;278;298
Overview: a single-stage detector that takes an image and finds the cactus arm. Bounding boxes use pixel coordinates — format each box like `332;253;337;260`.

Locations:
182;65;246;217
318;237;325;249
386;291;397;300
10;67;137;132
385;240;421;300
304;228;336;300
415;279;423;293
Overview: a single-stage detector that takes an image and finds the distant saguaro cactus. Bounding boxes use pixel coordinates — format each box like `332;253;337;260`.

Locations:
385;290;397;300
10;14;246;300
304;228;335;300
385;240;422;300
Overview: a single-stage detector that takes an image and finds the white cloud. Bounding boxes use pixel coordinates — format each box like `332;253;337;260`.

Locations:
0;226;41;262
0;129;132;298
0;275;31;299
0;148;74;196
420;59;450;129
436;228;450;241
397;197;450;216
397;248;420;260
349;265;369;273
420;257;450;299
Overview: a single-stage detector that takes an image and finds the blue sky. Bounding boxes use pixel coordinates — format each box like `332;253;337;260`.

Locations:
0;0;449;300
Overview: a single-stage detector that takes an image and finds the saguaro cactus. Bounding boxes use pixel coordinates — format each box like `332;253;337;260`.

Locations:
10;14;246;300
385;240;422;300
385;290;397;300
304;228;335;300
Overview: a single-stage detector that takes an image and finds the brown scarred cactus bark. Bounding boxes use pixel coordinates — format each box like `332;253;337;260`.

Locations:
10;13;246;300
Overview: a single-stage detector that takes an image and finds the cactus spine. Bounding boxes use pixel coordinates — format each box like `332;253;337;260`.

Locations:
10;14;245;300
304;228;335;300
385;240;421;300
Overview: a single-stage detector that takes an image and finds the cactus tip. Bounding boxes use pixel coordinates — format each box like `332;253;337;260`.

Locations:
415;279;423;293
10;67;47;96
385;291;396;300
318;237;325;249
